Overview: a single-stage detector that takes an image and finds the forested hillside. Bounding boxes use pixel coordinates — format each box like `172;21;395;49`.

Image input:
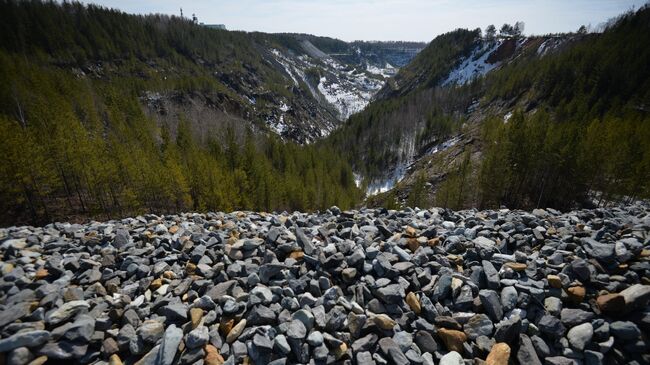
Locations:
325;29;484;184
0;0;363;225
352;6;650;211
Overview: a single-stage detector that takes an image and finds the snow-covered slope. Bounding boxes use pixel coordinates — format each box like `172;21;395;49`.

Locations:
442;40;504;85
269;47;394;131
316;57;385;121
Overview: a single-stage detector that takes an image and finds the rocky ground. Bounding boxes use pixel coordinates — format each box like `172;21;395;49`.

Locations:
0;205;649;365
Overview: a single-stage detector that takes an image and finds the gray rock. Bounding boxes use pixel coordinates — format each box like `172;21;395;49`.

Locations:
482;260;500;289
414;331;437;353
560;308;595;327
582;238;615;263
584;350;604;365
439;351;464;365
185;326;209;349
531;335;551;358
610;321;641;340
62;315;95;342
291;309;315;332
137;320;165;344
378;337;409;365
259;264;285;284
287;320;307;339
570;259;591;281
567;322;593;351
0;330;50;352
545;356;575;365
357;351;376;365
247;305;276;325
0;302;32;328
500;286;518;312
464;314;493;340
376;284;404;304
37;340;86;359
392;331;413;352
352;333;378;353
307;331;324;347
253;333;273;351
544;297;562;316
155;324;183;365
179;347;204;364
46;300;89;325
538;315;566;337
161;303;188;322
494;315;521;344
312;343;328;360
433;274;453;301
479;289;503;322
295;227;316;255
620;284;650;312
114;229;130;248
7;347;34;365
517;334;542;365
274;334;291;354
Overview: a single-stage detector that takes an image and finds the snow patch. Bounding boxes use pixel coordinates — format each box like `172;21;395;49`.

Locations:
537;37;566;56
503;111;513;123
270;48;386;122
443;41;503;86
365;162;408;196
425;136;462;155
266;114;289;135
366;63;397;78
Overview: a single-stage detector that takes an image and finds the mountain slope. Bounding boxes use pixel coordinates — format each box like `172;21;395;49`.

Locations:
0;0;425;144
350;7;650;209
1;0;395;224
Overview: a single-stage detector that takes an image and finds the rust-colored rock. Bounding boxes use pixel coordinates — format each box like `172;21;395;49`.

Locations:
289;251;304;260
406;238;420;252
405;226;417;237
204;344;225;365
486;343;511;365
34;268;49;280
372;314;396;330
567;286;586;303
186;262;197;275
169;225;179;234
190;308;203;329
547;275;562;289
504;262;527;272
150;278;163;290
226;319;247;343
109;354;124;365
596;293;625;314
219;319;234;336
428;237;441;247
437;328;467;353
406;292;421;314
28;356;48;365
333;342;348;360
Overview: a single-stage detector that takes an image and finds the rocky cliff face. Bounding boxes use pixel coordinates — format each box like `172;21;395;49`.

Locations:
0;204;648;364
139;35;426;144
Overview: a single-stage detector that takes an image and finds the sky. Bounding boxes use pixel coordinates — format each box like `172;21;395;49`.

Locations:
81;0;647;42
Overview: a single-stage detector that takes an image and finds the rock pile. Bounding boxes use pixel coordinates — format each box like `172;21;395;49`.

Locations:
0;205;649;365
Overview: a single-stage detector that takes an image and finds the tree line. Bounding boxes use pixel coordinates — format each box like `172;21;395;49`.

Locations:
0;0;364;225
427;6;650;210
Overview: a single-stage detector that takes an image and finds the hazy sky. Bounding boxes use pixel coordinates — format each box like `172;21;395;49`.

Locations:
82;0;647;42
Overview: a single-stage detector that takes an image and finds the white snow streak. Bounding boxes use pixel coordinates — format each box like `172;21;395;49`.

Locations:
443;41;503;86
